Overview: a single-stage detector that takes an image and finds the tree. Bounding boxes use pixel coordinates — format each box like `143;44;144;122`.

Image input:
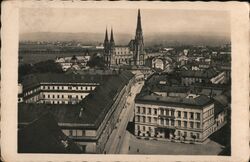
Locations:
18;60;63;80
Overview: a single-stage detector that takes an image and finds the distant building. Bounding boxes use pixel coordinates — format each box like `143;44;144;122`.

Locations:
19;71;135;153
179;68;226;86
55;55;90;71
104;9;145;67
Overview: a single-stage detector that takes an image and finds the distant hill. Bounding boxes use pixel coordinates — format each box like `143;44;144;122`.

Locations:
20;32;230;47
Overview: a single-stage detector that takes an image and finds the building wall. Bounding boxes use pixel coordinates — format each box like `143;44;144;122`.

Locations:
22;83;98;104
135;102;216;143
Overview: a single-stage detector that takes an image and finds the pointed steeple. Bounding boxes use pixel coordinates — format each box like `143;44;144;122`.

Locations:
104;27;109;53
110;27;114;43
104;27;109;42
136;9;142;31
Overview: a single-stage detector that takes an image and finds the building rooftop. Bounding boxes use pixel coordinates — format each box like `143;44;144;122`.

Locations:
179;68;219;78
18;112;82;153
135;93;213;109
21;73;111;91
18;71;134;129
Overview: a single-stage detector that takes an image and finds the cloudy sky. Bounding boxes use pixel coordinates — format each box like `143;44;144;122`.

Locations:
20;8;230;37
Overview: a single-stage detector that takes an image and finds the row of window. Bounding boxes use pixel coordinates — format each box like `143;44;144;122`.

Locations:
203;108;214;119
136;107;158;115
136;106;201;120
176;131;200;139
136;125;200;139
43;94;86;99
176;111;201;120
136;116;201;129
41;85;95;91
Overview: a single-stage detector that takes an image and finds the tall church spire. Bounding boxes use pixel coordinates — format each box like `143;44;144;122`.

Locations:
104;27;109;42
110;27;114;43
110;27;115;48
134;9;144;66
104;27;109;54
136;9;142;31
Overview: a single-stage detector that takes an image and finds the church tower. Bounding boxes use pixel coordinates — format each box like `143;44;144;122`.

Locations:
134;9;145;65
110;27;115;49
104;27;109;54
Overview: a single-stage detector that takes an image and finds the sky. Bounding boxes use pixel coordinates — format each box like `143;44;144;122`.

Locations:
19;8;231;37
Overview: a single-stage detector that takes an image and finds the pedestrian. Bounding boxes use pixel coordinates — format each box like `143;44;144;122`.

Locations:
137;148;139;153
128;146;130;150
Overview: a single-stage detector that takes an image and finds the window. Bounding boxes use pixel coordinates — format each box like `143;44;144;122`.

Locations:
197;133;200;139
178;120;181;127
69;130;73;136
142;116;146;123
154;109;157;115
62;95;64;98
52;86;54;90
43;94;45;98
68;95;72;98
166;109;169;116
148;108;151;115
68;86;72;90
48;94;50;98
160;109;164;115
142;107;146;114
62;86;64;90
166;119;169;125
160;118;164;125
184;112;187;119
57;95;60;98
171;110;174;116
149;127;152;132
154;117;157;123
177;111;181;118
82;130;86;136
137;106;140;113
48;86;50;90
137;125;140;130
148;117;151;123
184;132;187;137
190;122;194;128
184;121;187;128
196;122;200;128
143;126;145;131
135;116;139;122
53;95;55;98
178;131;181;136
171;119;174;126
190;112;194;119
196;113;201;120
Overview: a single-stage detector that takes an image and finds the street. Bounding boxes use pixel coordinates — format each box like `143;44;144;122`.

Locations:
103;81;144;154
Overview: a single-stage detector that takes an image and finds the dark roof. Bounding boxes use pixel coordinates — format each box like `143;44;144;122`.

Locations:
21;73;111;91
18;71;134;129
214;101;226;116
135;94;213;109
18;112;82;153
179;68;219;78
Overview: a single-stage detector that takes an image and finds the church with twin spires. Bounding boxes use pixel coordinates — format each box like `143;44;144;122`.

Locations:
103;9;145;67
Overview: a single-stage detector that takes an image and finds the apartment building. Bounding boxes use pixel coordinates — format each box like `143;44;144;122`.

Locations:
134;93;224;143
18;71;135;153
18;73;110;104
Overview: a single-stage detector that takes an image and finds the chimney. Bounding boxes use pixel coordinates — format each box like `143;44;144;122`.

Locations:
79;107;84;118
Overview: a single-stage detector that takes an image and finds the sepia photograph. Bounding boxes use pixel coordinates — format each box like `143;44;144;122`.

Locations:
1;1;249;162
